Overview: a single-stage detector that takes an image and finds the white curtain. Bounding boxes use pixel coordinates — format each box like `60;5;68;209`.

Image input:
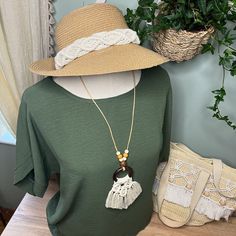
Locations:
0;0;55;136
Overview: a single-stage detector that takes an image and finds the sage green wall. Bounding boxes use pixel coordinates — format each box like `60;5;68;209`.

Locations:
54;0;236;167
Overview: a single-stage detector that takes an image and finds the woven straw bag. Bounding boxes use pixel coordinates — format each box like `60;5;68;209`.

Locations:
153;27;214;62
152;142;236;227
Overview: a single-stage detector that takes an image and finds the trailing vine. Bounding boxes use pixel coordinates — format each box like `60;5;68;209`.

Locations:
203;17;236;130
207;67;236;130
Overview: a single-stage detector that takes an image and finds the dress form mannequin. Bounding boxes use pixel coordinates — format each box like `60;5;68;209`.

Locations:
53;70;141;99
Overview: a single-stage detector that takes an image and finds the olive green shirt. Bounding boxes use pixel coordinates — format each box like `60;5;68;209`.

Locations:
14;66;172;236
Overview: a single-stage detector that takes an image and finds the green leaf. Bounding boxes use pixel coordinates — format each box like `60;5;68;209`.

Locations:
230;61;236;76
139;0;154;7
177;0;185;4
197;0;207;15
230;68;236;76
201;43;215;54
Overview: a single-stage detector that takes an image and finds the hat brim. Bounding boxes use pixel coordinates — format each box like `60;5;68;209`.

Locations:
29;44;169;77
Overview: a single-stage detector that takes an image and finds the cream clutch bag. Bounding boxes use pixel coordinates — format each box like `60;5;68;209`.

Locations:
152;142;236;227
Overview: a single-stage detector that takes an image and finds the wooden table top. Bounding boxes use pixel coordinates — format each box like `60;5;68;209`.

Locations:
2;180;236;236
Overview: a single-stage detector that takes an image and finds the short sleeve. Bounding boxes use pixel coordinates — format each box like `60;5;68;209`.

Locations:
159;85;172;163
13;95;49;197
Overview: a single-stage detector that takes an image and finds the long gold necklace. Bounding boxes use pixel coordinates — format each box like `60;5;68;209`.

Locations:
80;71;142;210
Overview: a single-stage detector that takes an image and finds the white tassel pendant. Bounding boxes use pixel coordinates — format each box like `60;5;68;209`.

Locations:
105;152;142;210
105;150;142;209
105;174;142;209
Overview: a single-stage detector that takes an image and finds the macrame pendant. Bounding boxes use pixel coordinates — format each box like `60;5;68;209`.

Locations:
79;73;139;210
105;151;142;209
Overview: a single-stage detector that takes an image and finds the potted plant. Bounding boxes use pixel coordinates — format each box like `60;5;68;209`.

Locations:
125;0;236;130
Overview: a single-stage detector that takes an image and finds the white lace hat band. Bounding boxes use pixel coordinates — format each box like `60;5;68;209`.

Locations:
54;29;140;69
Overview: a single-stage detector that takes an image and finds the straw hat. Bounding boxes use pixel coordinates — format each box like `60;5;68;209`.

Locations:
29;3;168;76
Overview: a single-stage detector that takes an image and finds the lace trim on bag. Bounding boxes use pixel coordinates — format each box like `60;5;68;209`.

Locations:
165;183;234;221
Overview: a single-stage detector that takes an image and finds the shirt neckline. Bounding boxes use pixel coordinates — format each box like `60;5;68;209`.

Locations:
47;71;145;104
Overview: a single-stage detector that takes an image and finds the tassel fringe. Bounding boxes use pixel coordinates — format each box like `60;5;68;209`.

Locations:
164;183;235;221
105;174;142;209
152;162;167;195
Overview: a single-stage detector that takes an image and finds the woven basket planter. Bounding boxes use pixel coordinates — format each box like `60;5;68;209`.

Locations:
153;27;214;62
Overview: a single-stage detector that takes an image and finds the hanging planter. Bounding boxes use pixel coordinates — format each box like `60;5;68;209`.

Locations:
153;27;214;62
125;0;236;130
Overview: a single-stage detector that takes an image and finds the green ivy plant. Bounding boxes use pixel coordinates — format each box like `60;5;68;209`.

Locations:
125;0;236;130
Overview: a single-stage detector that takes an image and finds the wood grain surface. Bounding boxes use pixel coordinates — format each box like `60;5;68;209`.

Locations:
2;180;236;236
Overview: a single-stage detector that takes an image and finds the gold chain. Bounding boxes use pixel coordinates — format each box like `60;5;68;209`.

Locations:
79;71;136;154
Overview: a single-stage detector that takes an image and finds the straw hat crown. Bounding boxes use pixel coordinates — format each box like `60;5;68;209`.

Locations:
56;4;128;51
29;3;168;77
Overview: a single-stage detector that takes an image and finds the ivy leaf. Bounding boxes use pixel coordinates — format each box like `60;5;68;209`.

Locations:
230;61;236;76
198;0;207;15
139;0;154;7
177;0;185;4
201;43;215;54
